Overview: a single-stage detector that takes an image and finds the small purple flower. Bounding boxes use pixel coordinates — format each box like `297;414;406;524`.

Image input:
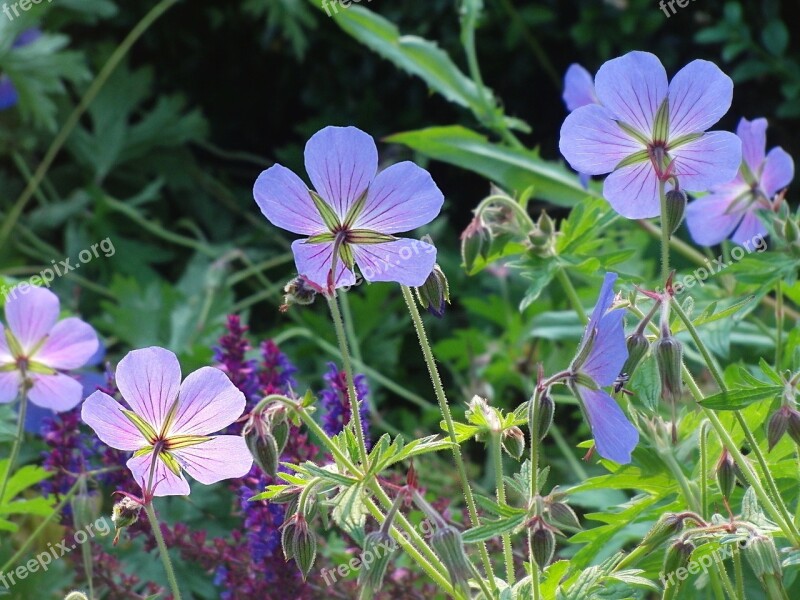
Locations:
570;273;638;463
320;362;370;447
559;51;742;219
686;117;794;246
0;286;99;411
254;126;444;292
0;29;41;111
81;347;253;497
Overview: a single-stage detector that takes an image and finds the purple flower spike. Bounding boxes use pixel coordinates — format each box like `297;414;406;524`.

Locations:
82;347;253;497
559;51;742;219
0;286;99;412
254;126;444;292
570;273;638;464
686;117;794;246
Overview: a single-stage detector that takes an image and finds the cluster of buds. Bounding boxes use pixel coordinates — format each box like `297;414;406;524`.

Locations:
527;211;558;257
243;404;289;477
281;514;317;580
415;264;450;318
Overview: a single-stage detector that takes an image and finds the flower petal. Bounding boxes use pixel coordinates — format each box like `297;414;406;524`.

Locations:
578;386;638;464
254;164;328;235
602;160;661;219
353;162;444;233
35;317;99;370
563;63;597;112
168;367;246;436
670;131;742;193
0;371;21;404
583;310;627;387
585;272;618;336
0;324;14;364
685;183;749;246
304;126;378;218
761;147;794;198
736;117;767;174
353;238;437;287
173;435;253;485
594;51;667;136
81;390;148;451
667;60;733;138
127;452;190;497
115;347;182;434
5;286;60;354
559;104;646;175
0;76;18;111
731;212;767;247
291;239;357;291
27;372;83;412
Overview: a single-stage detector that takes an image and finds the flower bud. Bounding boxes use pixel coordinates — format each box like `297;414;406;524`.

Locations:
530;519;556;568
745;535;782;579
415;264;450;318
641;513;684;551
281;516;297;561
786;407;800;447
502;426;525;459
461;218;491;272
281;276;320;312
621;331;650;378
766;405;793;451
654;335;683;404
716;449;737;499
111;496;142;545
547;502;581;531
782;217;800;246
357;530;396;595
431;525;472;596
292;517;317;580
64;593;89;600
664;189;687;237
528;388;554;442
663;540;694;582
245;427;279;477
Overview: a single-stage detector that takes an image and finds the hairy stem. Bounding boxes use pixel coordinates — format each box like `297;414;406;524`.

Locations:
493;433;516;586
144;503;182;600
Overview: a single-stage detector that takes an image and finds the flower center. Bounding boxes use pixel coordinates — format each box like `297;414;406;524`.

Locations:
648;142;672;181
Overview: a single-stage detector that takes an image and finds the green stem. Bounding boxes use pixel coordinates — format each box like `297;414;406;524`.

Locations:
528;530;541;600
327;292;370;468
700;421;710;519
144;503;182;600
0;394;27;505
493;433;515;586
556;268;587;325
0;0;181;251
733;546;746;600
776;280;784;368
400;286;498;594
658;180;670;284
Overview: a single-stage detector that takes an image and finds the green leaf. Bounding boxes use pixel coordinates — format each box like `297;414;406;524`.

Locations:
762;20;789;56
462;513;527;543
629;354;661;413
699;386;783;410
331;482;366;533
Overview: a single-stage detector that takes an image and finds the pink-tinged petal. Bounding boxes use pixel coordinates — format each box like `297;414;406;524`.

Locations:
685;184;749;246
0;371;21;404
127;452;190;497
291;239;357;291
169;367;246;436
116;347;182;434
563;63;597;112
761;147;794;198
353;238;437;287
731;212;767;246
559;104;646;175
353;162;444;233
736;117;767;174
81;390;147;451
670;131;742;193
254;164;327;235
602;161;661;219
667;60;733;138
5;286;59;354
174;435;253;485
304;126;378;218
583;310;627;387
35;318;98;370
27;372;83;412
578;386;638;464
594;51;667;136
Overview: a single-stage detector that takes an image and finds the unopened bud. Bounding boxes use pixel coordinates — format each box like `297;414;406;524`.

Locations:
622;331;650;378
664;189;687;236
292;517;317;580
461;218;491;272
547;502;581;531
745;535;782;579
641;513;684;551
654;335;683;404
663;540;694;583
431;525;472;596
111;496;142;545
281;516;298;561
786;407;800;446
358;530;396;596
716;449;737;499
767;406;793;451
530;519;556;568
502;426;525;459
245;427;279;477
528;389;554;442
415;264;450;318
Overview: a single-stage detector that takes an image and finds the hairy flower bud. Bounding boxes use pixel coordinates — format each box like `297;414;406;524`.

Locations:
281;276;319;312
654;335;683;404
786;407;800;447
530;519;556;568
291;517;317;580
528;388;554;442
547;502;581;531
431;525;472;596
111;496;142;545
461;218;491;272
358;530;396;596
245;427;279;477
664;189;687;236
663;540;694;583
622;331;650;378
641;513;684;551
502;426;526;459
716;449;737;499
745;535;782;579
415;264;450;318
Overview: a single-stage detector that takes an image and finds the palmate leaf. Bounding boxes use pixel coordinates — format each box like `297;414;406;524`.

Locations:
0;462;56;532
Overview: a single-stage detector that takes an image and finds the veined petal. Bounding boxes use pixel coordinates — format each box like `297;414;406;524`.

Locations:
563;63;597;112
304;126;378;218
731;212;767;247
34;317;98;370
736;118;767;175
586;272;618;336
168;367;246;436
0;370;21;404
5;286;59;355
291;239;356;291
577;386;638;464
127;451;190;497
602;161;662;219
353;238;437;287
0;324;14;364
115;347;182;435
27;372;83;412
685;183;750;246
668;60;733;138
81;390;148;451
670;131;742;193
254;164;328;235
594;51;668;136
173;435;253;485
353;162;444;233
582;310;627;387
761;147;794;198
559;104;646;175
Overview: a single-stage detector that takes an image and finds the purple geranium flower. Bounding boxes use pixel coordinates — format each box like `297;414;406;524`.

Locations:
569;273;638;464
81;347;253;497
0;286;99;411
559;51;742;219
563;63;598;189
254;126;444;292
686;117;794;246
0;29;41;111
